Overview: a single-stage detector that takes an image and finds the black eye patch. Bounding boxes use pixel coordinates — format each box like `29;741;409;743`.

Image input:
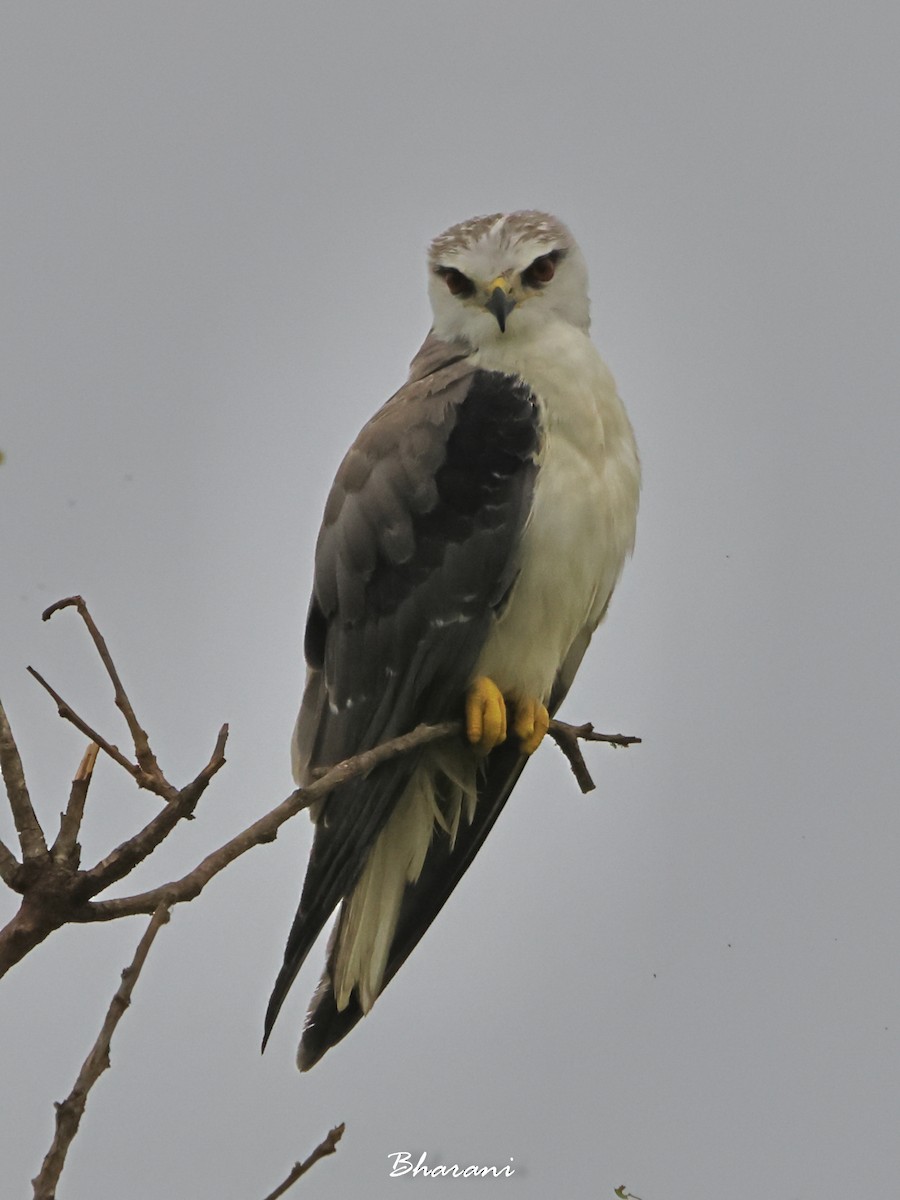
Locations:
434;266;476;298
521;249;566;288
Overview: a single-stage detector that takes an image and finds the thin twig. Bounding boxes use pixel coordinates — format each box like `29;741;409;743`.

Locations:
261;1124;345;1200
31;904;171;1200
52;742;100;865
0;697;48;863
547;720;641;794
80;723;228;894
564;722;642;749
42;596;163;780
26;666;147;787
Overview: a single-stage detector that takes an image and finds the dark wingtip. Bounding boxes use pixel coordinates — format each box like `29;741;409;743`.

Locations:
294;963;366;1071
262;964;294;1051
296;1041;317;1072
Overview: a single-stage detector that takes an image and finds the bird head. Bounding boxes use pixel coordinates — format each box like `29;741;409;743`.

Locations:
427;210;590;347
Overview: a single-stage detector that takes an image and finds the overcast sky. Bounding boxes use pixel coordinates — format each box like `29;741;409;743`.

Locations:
2;4;899;1198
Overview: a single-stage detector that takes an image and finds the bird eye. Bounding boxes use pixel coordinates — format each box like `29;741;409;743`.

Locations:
437;267;475;297
522;252;560;288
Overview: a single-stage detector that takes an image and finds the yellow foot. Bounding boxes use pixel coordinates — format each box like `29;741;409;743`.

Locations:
465;676;507;753
512;696;550;755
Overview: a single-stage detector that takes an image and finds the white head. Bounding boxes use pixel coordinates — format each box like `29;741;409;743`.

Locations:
427;210;590;348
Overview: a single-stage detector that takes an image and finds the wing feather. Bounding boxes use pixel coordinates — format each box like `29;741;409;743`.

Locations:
264;345;542;1045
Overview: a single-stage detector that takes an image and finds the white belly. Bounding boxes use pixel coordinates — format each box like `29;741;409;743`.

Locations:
473;323;640;702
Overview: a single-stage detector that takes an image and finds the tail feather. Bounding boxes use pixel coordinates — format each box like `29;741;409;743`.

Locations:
332;744;475;1012
297;739;526;1070
262;754;420;1049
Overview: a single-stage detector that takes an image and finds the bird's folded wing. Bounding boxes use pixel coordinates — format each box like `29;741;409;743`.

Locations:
264;344;542;1042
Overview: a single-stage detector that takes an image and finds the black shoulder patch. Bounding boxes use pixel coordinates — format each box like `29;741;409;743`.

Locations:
434;371;540;515
367;371;540;614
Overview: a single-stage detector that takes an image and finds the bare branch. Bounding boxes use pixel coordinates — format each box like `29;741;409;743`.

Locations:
52;742;100;866
261;1124;345;1200
82;715;638;922
80;723;228;894
31;904;171;1200
26;665;149;788
548;723;597;792
5;588;639;985
0;697;48;864
0;892;74;976
547;719;641;794
310;719;459;783
0;725;227;980
562;721;642;749
6;601;638;1194
84;720;455;920
42;596;163;780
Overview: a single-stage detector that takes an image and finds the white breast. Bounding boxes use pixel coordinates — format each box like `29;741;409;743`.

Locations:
472;322;640;702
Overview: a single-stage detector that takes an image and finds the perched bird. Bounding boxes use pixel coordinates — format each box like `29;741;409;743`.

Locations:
264;210;640;1069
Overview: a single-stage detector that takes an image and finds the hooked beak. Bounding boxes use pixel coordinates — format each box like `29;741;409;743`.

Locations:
485;278;516;332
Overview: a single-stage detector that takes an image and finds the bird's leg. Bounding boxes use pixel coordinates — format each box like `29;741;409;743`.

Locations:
465;676;507;753
511;695;550;755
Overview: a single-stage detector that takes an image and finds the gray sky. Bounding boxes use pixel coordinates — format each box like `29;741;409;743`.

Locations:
2;3;899;1197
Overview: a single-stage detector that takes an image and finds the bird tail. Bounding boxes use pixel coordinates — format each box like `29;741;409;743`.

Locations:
296;741;478;1069
262;758;416;1050
297;739;527;1070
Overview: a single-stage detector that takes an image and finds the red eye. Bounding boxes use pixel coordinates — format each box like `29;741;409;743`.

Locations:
523;252;559;287
438;267;474;297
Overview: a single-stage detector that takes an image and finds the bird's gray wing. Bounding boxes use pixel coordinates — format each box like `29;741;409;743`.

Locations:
264;346;542;1044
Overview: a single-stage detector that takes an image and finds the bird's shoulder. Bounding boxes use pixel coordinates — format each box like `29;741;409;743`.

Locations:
313;340;541;613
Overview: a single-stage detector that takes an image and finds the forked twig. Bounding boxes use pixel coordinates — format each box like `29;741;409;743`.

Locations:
42;596;162;779
25;665;150;787
548;719;641;793
79;722;228;893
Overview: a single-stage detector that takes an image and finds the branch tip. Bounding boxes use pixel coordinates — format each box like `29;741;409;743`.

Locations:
261;1122;346;1200
38;596;164;780
53;743;101;864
